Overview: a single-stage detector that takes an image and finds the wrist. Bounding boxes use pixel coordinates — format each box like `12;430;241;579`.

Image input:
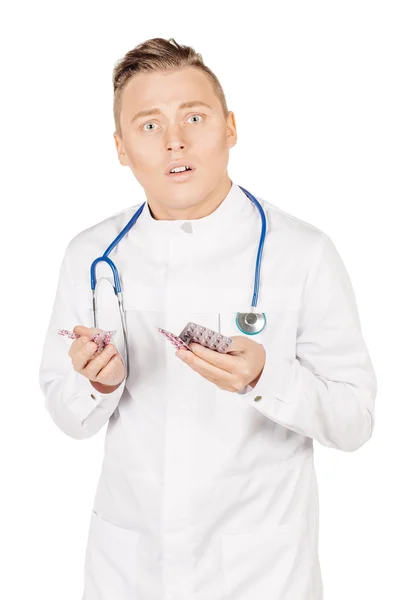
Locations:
90;380;123;394
248;367;264;389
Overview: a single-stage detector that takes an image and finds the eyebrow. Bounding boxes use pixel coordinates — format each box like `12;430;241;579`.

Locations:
130;100;213;124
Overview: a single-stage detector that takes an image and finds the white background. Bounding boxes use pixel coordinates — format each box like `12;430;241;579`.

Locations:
1;1;399;598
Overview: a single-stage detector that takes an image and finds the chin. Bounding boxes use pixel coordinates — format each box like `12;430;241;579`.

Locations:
167;183;204;202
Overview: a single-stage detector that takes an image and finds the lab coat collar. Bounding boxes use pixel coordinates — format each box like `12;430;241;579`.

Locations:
139;181;250;238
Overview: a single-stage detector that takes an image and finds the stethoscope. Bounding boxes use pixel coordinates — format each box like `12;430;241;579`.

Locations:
90;185;267;379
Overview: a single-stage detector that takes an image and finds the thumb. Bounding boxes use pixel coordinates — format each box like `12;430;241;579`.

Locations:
73;325;103;338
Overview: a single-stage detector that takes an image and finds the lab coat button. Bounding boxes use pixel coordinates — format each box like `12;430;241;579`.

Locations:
181;221;193;233
254;395;262;402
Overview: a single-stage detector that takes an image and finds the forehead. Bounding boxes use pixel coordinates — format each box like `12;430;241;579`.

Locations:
120;67;218;115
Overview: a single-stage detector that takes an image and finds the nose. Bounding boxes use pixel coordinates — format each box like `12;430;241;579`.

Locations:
168;141;185;151
165;124;186;152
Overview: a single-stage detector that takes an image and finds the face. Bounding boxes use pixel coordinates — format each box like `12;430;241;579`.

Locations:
113;67;237;220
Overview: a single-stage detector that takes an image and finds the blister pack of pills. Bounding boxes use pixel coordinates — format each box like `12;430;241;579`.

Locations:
156;328;193;352
157;322;233;354
179;322;233;353
57;329;117;355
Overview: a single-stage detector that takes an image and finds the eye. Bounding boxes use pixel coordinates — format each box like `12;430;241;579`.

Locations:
188;114;203;123
143;122;158;132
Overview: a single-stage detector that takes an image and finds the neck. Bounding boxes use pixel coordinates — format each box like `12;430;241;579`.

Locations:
147;174;232;221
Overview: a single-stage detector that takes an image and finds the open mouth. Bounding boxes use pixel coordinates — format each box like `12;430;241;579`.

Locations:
167;166;196;180
170;166;192;174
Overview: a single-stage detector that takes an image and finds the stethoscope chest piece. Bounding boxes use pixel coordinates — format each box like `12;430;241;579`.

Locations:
236;311;267;335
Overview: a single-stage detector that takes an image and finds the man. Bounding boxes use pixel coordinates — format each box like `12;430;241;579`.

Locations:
39;37;377;600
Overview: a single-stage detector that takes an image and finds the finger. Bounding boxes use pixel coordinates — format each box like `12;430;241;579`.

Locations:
71;339;97;370
69;329;94;355
70;326;104;362
225;335;253;354
68;333;90;359
177;348;239;389
92;353;125;381
73;325;103;338
187;341;243;374
73;336;113;371
81;344;118;379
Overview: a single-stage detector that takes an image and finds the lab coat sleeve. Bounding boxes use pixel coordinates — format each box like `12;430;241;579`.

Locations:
38;242;126;440
239;231;377;452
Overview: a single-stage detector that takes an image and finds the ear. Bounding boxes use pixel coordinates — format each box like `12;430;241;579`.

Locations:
113;131;129;166
226;111;237;149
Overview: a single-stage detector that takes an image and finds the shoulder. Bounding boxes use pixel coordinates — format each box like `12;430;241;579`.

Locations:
65;202;144;260
260;196;326;243
254;194;331;259
251;194;337;285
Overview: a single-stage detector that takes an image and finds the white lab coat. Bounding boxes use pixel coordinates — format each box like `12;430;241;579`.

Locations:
39;181;377;600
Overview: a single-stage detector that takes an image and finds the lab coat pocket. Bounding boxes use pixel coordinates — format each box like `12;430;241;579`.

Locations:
221;518;307;600
218;304;298;361
83;510;142;599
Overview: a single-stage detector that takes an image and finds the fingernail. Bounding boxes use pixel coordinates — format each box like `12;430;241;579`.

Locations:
86;342;96;352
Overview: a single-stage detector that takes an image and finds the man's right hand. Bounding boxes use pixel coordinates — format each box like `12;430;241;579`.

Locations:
68;325;126;393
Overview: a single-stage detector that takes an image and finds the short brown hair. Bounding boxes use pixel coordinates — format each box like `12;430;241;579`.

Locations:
112;37;229;136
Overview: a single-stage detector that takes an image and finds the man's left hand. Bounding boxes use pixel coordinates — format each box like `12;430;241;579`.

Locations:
175;336;266;392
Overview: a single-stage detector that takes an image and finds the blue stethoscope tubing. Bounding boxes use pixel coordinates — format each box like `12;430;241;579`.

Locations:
90;185;268;379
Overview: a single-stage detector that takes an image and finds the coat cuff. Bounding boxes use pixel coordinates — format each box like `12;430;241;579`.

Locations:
62;368;126;423
237;355;293;405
